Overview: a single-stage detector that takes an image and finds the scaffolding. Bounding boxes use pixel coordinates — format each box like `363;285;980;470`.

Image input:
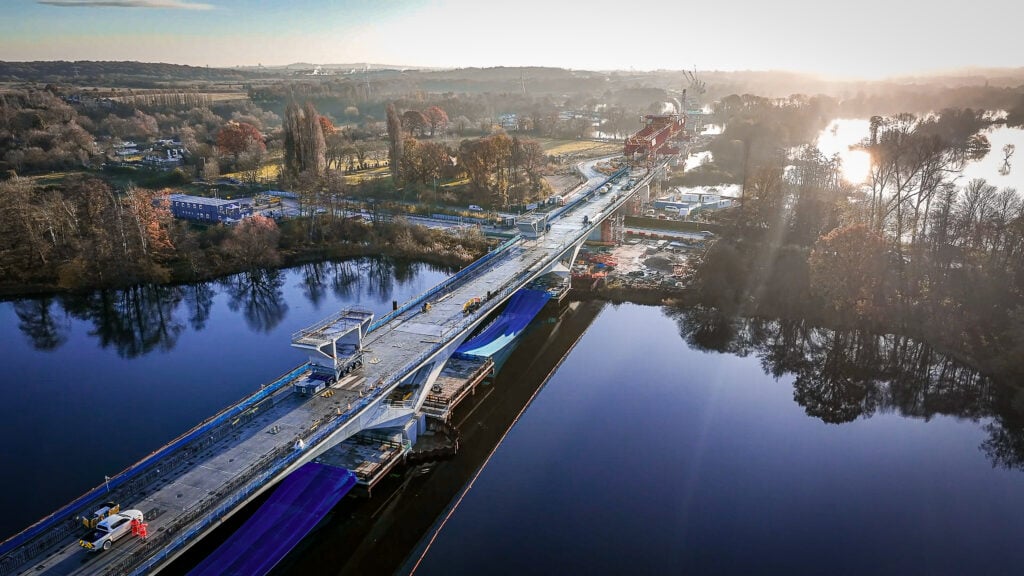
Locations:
611;213;625;245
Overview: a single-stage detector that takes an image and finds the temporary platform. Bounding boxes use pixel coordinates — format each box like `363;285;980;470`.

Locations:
527;273;571;302
314;430;407;494
290;308;374;394
187;462;356;576
421;355;494;420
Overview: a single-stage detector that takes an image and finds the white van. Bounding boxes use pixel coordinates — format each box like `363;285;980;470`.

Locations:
468;205;483;212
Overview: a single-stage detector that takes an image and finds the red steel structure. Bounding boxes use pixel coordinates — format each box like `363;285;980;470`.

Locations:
623;114;686;162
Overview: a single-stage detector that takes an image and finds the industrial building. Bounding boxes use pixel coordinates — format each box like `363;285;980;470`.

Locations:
168;193;251;223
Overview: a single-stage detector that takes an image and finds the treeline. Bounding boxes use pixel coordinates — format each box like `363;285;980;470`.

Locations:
0;85;282;176
0;61;265;85
0;175;491;296
689;104;1024;389
381;101;549;206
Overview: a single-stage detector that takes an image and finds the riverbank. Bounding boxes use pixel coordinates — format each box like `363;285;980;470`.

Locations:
0;223;493;300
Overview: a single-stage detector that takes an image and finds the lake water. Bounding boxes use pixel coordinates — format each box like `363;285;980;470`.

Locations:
817;118;1024;190
0;259;450;540
3;269;1024;575
410;304;1024;575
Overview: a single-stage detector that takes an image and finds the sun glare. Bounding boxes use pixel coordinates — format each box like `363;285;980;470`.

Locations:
841;149;872;184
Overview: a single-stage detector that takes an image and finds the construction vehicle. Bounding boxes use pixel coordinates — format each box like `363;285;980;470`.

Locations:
462;297;482;315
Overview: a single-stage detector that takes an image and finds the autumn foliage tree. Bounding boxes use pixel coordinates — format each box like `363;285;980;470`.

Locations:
809;224;890;323
401;110;429;137
216;121;264;163
223;214;281;271
458;133;547;206
424;106;448;137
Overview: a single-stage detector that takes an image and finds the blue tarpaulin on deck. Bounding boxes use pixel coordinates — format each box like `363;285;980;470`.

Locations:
188;462;357;576
456;289;551;357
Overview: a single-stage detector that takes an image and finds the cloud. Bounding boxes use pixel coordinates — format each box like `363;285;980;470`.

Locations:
37;0;214;9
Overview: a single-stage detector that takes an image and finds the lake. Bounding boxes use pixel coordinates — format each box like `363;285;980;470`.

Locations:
3;267;1023;575
0;259;450;540
817;117;1024;189
409;304;1024;575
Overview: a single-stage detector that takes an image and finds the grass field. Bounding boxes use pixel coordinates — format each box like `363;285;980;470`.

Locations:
223;163;281;182
343;166;390;184
539;139;622;158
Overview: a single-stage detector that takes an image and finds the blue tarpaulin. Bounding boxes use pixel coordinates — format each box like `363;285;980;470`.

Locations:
456;289;551;357
188;462;357;576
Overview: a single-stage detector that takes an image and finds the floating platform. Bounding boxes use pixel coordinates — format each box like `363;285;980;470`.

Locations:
421;356;494;421
527;273;571;303
314;431;407;495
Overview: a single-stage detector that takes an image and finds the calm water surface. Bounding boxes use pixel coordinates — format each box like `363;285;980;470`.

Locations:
412;304;1024;575
3;267;1023;575
817;117;1024;189
0;259;449;540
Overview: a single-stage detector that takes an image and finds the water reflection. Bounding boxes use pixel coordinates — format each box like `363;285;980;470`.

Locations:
7;258;446;357
61;285;186;358
670;308;1022;467
181;283;215;331
815;118;1024;191
13;298;69;351
220;269;289;333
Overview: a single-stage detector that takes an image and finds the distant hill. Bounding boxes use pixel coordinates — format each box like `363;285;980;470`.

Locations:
0;60;269;86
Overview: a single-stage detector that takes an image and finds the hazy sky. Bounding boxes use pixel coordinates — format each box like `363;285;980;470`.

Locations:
1;0;1021;78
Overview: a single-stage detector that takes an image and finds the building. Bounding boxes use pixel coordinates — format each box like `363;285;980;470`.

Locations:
142;148;185;170
168;194;251;223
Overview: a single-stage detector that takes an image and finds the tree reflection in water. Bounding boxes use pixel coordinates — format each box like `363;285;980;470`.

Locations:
328;261;359;300
60;285;185;358
669;306;1023;469
300;262;329;308
13;297;69;351
181;282;215;331
220;269;289;333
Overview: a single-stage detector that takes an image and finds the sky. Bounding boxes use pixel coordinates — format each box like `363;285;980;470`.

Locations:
1;0;1021;78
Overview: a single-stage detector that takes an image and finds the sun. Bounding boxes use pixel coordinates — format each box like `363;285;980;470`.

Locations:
841;149;872;184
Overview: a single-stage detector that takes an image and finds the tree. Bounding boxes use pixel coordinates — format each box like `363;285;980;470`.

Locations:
401;110;429;137
386;103;404;184
424;106;448;137
283;101;327;182
223;214;281;270
809;224;890;323
318;116;336;137
216;121;265;164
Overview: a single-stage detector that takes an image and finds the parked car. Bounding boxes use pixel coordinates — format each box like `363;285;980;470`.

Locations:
79;509;143;552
